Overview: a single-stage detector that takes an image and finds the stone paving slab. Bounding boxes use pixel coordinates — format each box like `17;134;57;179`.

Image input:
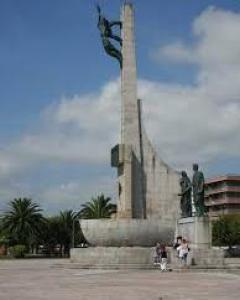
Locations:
0;259;239;300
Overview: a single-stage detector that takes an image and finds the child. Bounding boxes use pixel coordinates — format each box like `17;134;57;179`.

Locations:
159;244;168;271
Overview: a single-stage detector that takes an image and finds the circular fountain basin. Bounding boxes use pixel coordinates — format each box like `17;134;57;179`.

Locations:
80;219;174;247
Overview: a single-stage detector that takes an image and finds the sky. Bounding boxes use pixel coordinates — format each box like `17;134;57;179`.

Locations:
0;0;240;214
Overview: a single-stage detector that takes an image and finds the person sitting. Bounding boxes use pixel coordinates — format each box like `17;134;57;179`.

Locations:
159;244;168;271
153;242;161;265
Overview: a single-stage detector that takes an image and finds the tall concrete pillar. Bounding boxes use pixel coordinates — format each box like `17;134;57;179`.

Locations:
121;4;140;155
116;3;145;219
113;3;180;224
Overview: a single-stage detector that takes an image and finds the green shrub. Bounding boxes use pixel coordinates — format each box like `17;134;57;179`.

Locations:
212;214;240;248
8;245;27;258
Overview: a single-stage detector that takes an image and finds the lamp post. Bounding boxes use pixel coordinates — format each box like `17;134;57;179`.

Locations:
72;218;75;249
72;213;79;249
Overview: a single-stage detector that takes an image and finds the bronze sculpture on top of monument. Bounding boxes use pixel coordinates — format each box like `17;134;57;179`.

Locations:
97;5;122;68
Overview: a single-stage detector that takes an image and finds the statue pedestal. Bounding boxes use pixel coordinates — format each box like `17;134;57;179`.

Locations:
176;216;212;249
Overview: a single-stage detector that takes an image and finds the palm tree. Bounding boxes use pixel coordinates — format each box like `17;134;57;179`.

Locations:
58;210;76;255
55;210;81;256
79;194;116;219
37;216;61;256
39;210;84;257
1;198;45;249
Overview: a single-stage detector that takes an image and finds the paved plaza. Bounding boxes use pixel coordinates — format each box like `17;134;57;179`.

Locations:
0;259;239;300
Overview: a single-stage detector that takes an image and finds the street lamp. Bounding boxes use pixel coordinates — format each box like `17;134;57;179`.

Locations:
72;213;79;249
72;218;75;249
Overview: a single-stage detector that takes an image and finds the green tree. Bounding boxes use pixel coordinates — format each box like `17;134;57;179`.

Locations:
38;216;61;256
212;214;240;249
41;210;83;257
58;210;77;256
1;198;45;249
79;194;116;219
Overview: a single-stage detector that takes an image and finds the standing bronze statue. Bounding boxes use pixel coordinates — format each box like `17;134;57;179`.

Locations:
192;163;205;217
178;171;192;218
97;5;122;68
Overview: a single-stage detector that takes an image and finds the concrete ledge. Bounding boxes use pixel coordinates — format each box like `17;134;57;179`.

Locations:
54;263;156;270
224;257;240;269
70;247;225;269
70;247;155;268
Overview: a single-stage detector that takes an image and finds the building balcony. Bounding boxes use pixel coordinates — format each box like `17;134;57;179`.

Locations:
205;186;240;196
205;196;240;206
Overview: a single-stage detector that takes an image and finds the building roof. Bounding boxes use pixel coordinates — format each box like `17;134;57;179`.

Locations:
205;174;240;184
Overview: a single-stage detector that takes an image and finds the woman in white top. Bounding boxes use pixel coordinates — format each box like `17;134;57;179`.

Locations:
177;239;189;266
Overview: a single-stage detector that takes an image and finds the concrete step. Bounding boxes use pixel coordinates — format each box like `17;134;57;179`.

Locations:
172;268;240;275
52;263;156;269
52;264;240;276
52;262;240;275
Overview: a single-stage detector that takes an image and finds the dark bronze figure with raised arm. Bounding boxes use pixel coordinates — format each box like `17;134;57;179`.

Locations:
97;5;122;68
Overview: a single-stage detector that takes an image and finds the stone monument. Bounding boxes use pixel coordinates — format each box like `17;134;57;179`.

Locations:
71;3;181;268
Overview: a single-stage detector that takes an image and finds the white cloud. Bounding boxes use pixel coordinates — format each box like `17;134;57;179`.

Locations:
1;73;239;175
155;6;240;68
150;6;240;168
155;41;195;64
154;7;240;104
139;79;240;168
192;7;240;67
25;79;120;164
0;80;121;179
37;176;116;214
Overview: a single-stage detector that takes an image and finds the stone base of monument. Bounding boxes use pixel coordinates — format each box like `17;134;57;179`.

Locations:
173;216;225;269
176;216;212;249
69;218;225;269
70;247;181;269
70;219;175;269
70;247;155;269
70;247;225;269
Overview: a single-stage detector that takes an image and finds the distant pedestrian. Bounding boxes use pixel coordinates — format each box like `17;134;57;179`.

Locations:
173;236;182;257
154;242;161;265
159;244;168;271
177;239;189;267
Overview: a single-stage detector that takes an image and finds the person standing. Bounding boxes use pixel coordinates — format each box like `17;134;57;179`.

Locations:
173;236;182;257
177;239;189;267
192;163;205;217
